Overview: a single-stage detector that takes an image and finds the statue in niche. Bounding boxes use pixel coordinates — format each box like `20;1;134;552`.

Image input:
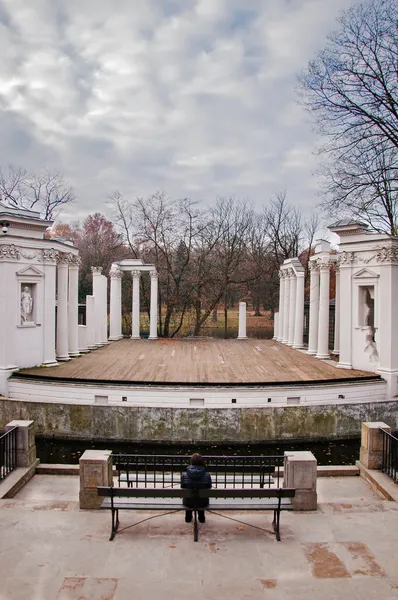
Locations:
21;286;34;324
363;287;378;364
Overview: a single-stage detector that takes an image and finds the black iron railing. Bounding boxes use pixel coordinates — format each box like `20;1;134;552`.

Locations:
381;429;398;484
0;427;17;481
112;454;284;488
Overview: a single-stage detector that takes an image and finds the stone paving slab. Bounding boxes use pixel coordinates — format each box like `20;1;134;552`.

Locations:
0;475;397;599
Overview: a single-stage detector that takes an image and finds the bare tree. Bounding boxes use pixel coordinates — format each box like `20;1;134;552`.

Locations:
0;165;75;219
299;0;398;232
264;191;304;263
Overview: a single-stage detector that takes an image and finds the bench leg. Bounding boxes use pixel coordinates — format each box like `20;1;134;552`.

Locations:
110;508;119;541
193;510;198;542
272;509;281;542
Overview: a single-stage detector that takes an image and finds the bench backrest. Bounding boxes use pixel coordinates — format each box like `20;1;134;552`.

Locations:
97;486;295;500
112;454;284;488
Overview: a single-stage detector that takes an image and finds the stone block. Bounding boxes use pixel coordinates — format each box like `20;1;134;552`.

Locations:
79;449;113;509
284;451;317;511
5;420;36;468
360;422;391;469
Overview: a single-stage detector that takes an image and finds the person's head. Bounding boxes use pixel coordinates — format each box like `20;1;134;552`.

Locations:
190;453;204;466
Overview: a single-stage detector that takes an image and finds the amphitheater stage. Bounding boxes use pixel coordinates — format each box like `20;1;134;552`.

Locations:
19;338;376;385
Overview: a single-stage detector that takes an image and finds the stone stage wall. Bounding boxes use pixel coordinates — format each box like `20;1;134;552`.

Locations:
0;398;397;442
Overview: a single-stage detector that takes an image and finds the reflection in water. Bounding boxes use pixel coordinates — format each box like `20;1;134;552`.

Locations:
36;436;363;466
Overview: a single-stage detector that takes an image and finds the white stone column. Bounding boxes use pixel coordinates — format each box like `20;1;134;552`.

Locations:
277;270;285;341
56;256;70;361
287;271;297;346
307;261;320;356
237;302;248;339
131;269;141;339
337;253;354;369
282;269;291;344
333;264;340;354
100;274;109;345
92;267;104;347
109;267;123;341
68;258;80;357
86;295;96;349
149;269;158;340
293;272;305;349
273;312;279;340
42;256;58;366
316;260;331;359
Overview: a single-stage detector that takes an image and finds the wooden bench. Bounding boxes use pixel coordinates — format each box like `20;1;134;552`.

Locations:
97;486;295;542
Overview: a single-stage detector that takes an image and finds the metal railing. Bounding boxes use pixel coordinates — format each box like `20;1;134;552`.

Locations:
381;429;398;484
112;453;284;489
0;427;17;481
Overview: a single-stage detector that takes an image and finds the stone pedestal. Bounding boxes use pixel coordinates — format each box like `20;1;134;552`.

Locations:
5;420;36;467
359;421;391;469
284;451;317;511
79;449;113;509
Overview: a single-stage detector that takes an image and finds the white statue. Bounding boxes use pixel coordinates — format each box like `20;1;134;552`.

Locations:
21;286;33;323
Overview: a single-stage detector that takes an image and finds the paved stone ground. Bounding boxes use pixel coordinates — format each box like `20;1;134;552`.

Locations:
1;475;398;599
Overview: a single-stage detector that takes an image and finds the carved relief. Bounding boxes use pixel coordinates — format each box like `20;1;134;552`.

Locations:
40;248;59;262
21;285;34;324
376;246;398;263
0;244;20;260
340;251;355;265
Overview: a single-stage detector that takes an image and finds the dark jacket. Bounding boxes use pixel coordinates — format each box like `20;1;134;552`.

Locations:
181;465;212;508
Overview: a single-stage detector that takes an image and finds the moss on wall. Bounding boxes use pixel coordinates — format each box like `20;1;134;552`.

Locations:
0;398;397;442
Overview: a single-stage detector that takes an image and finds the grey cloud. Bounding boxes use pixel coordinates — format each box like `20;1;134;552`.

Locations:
0;0;354;221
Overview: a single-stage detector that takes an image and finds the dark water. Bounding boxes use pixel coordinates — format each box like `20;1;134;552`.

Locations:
36;436;361;466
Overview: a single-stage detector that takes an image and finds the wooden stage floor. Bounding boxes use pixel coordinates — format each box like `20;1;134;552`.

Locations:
22;339;374;384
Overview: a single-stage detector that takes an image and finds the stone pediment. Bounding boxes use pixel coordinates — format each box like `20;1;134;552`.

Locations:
16;265;43;278
353;268;379;279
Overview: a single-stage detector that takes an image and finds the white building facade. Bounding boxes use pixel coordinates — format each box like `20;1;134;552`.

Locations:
0;202;80;395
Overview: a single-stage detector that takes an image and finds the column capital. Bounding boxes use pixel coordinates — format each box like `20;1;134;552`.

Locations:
339;251;355;265
131;269;141;280
150;269;158;280
110;266;123;279
309;259;320;272
319;258;333;271
68;255;81;268
91;266;103;275
57;253;70;266
41;248;58;263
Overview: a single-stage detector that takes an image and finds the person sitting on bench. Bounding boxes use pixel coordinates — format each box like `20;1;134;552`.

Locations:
181;453;212;524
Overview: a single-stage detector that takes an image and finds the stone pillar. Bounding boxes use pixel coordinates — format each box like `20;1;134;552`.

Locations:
287;272;296;346
359;422;391;470
307;262;320;356
282;269;291;344
237;302;248;339
68;259;80;358
78;325;89;353
100;275;109;345
333;264;340;354
109;267;123;341
92;267;103;347
42;259;58;367
79;450;113;509
56;256;70;361
273;312;279;340
316;260;330;359
277;271;285;342
149;269;158;339
5;420;36;468
86;295;96;349
337;253;354;369
284;451;317;510
131;269;141;339
293;272;305;349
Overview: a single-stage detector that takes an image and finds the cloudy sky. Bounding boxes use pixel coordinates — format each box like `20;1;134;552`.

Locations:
0;0;354;222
